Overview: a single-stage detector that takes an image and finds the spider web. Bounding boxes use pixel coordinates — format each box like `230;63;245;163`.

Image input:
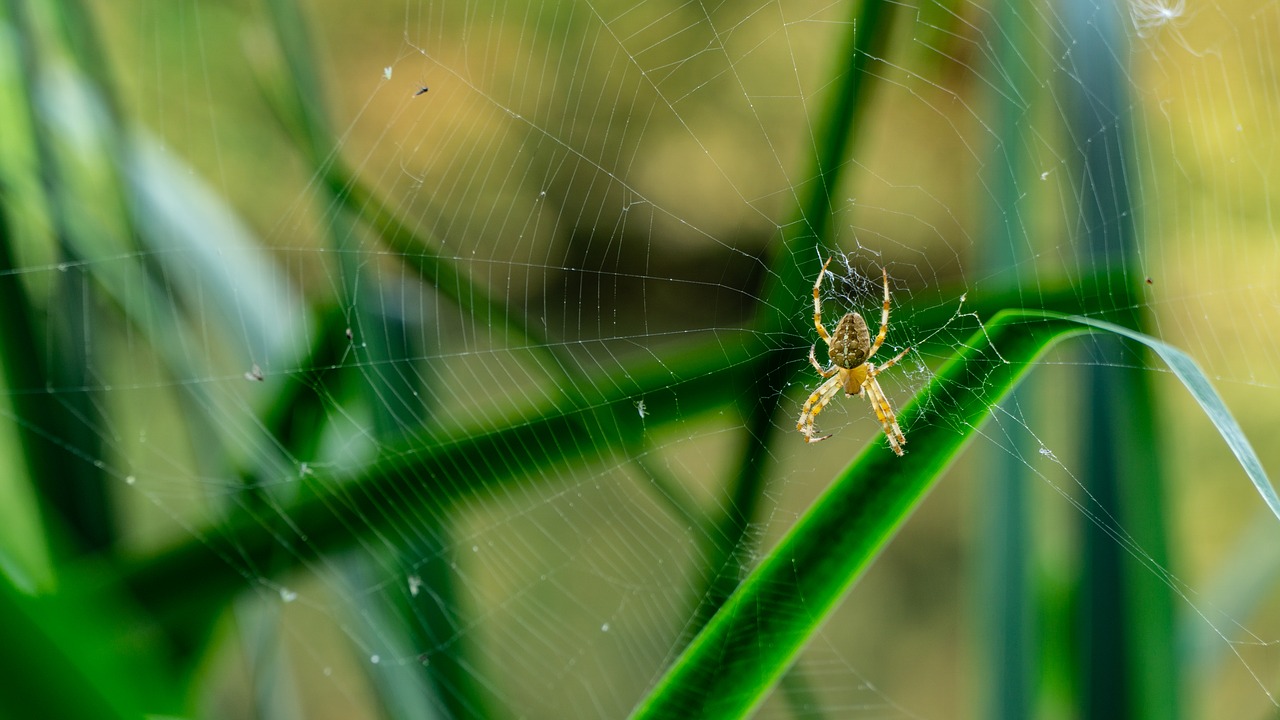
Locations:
4;0;1280;716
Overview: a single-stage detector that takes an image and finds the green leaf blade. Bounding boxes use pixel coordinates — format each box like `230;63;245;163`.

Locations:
630;312;1084;719
629;311;1274;719
1062;314;1280;522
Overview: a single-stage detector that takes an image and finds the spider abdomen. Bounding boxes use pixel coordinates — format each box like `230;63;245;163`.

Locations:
829;312;870;368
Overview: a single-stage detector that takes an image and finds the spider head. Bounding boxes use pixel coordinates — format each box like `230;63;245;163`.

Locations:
829;312;870;368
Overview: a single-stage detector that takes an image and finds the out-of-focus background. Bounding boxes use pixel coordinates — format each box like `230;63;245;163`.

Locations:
2;0;1280;717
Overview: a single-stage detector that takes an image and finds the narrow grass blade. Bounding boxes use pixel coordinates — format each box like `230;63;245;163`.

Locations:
697;0;902;641
1063;314;1279;520
758;0;900;330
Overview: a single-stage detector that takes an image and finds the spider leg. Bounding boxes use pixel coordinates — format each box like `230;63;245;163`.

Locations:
864;375;906;455
798;372;844;443
809;345;838;377
812;257;834;346
866;267;892;359
867;345;912;377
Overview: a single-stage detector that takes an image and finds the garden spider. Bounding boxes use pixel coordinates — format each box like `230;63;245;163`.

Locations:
797;258;910;455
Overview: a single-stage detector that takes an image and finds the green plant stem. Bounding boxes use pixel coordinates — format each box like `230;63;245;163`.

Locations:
757;0;899;329
697;0;901;635
979;0;1038;713
1060;0;1176;713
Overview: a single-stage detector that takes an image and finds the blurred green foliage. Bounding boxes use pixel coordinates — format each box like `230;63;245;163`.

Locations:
1;0;1277;718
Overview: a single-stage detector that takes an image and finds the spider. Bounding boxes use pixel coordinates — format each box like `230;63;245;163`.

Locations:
797;257;910;454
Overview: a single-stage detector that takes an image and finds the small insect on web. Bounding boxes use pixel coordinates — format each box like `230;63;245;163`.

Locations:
797;258;911;455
